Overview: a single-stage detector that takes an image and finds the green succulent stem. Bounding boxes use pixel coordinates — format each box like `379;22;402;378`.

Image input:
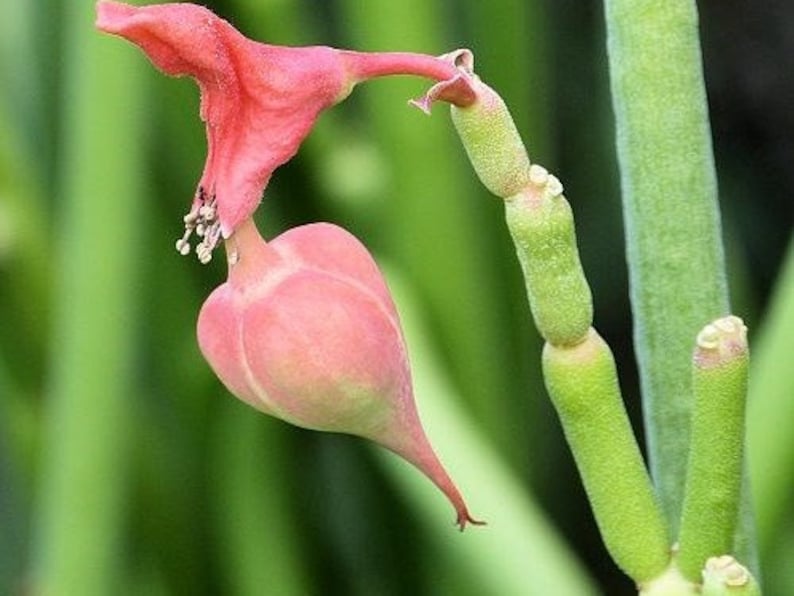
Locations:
677;316;749;581
603;0;731;532
638;563;697;596
450;81;531;198
445;62;669;583
505;184;593;346
543;329;670;582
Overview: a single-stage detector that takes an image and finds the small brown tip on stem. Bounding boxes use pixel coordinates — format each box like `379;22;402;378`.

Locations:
456;509;487;531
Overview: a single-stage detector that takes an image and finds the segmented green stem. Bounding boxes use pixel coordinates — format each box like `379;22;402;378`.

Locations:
505;184;592;346
678;316;749;580
543;330;670;581
447;69;669;583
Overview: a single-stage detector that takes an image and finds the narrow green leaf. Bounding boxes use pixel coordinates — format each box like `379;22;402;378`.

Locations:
603;0;730;532
748;238;794;554
32;4;147;592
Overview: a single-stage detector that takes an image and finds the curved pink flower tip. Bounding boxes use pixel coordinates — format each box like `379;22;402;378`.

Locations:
409;49;478;114
96;1;352;242
97;2;478;264
198;220;482;529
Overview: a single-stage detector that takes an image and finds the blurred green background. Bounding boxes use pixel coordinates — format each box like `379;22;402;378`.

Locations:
1;1;792;594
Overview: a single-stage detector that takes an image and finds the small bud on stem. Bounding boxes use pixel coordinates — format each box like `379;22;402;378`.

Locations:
701;555;760;596
677;316;749;581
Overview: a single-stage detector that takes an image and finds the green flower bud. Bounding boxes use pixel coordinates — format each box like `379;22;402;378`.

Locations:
542;329;670;582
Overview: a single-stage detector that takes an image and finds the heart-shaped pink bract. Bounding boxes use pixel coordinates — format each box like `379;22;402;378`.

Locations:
198;220;480;529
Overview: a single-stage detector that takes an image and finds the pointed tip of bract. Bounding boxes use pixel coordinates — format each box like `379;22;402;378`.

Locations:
456;509;486;531
382;409;485;532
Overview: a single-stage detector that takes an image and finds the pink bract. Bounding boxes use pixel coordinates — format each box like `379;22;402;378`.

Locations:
198;220;481;529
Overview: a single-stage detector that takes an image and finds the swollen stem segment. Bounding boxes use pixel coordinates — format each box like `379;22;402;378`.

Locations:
543;331;670;581
677;316;749;581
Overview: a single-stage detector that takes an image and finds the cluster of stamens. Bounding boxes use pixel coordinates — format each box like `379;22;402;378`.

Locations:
175;187;222;264
696;315;747;352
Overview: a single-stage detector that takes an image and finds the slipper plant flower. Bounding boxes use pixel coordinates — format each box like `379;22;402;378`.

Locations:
96;1;482;528
95;1;474;261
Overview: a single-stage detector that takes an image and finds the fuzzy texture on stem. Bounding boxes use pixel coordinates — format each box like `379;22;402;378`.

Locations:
638;564;698;596
412;49;530;198
449;86;530;197
416;52;673;578
603;0;731;534
197;219;481;529
677;316;749;581
414;51;592;346
505;182;592;347
542;329;670;582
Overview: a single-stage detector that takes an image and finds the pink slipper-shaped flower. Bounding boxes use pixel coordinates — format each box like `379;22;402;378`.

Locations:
96;1;474;262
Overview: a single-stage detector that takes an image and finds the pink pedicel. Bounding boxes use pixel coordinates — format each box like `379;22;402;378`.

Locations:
96;1;474;261
96;2;481;528
198;220;482;529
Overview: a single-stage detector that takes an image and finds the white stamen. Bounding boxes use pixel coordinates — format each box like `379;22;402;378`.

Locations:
696;324;720;350
546;175;563;197
175;238;190;256
529;164;548;186
177;188;221;264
